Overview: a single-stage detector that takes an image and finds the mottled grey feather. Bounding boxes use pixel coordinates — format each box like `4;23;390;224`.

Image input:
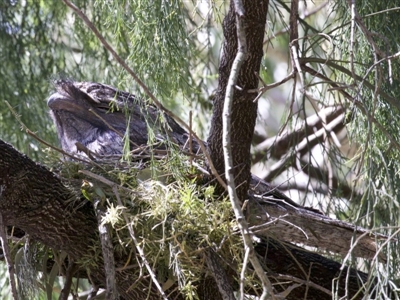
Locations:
47;80;196;156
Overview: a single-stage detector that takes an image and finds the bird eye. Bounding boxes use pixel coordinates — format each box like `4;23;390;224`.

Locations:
97;105;110;112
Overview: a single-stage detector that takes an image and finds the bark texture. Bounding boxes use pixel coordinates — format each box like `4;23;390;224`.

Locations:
207;0;269;202
0;140;96;258
255;239;374;300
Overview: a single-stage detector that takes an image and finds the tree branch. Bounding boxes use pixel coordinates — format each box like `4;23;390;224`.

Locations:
207;0;269;201
94;198;118;299
262;112;346;182
59;259;77;300
203;249;236;300
0;139;176;299
255;238;376;300
223;1;275;299
253;106;346;163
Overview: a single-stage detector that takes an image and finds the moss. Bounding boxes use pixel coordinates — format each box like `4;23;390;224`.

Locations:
43;147;244;299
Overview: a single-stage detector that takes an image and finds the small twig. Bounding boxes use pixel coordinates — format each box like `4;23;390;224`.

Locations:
356;51;400;96
240;246;250;299
263;113;345;181
78;170;135;194
289;0;303;89
203;249;236;300
304;91;341;148
348;0;385;58
87;286;100;300
277;282;303;299
254;106;344;160
58;258;77;300
264;1;329;45
340;229;386;268
251;71;296;103
112;186;168;300
299;56;400;110
349;0;356;81
246;216;286;234
303;64;400;153
270;273;332;296
365;6;400;17
189;110;193;167
347;0;394;103
291;43;304;87
257;211;309;240
278;74;297;138
93;198;118;299
0;214;18;300
372;227;400;262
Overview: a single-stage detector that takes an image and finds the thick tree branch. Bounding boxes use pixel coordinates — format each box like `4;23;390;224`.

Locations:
245;194;386;261
59;259;77;300
253;106;346;162
0;139;179;299
94;199;118;299
203;249;236;300
0;140;96;258
255;238;376;300
262;112;346;182
207;0;269;201
223;1;275;299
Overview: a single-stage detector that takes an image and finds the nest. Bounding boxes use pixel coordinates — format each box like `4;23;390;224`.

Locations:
43;146;245;298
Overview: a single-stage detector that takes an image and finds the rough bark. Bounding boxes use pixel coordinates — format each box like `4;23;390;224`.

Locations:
0;140;96;259
207;0;269;202
255;238;375;300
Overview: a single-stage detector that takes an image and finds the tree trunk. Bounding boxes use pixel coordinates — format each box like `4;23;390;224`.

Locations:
207;0;269;202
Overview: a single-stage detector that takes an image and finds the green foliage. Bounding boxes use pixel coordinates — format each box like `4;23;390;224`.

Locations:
0;0;113;158
0;0;207;158
334;0;400;224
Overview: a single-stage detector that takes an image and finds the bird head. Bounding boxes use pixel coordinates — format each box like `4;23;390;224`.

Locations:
47;80;148;156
